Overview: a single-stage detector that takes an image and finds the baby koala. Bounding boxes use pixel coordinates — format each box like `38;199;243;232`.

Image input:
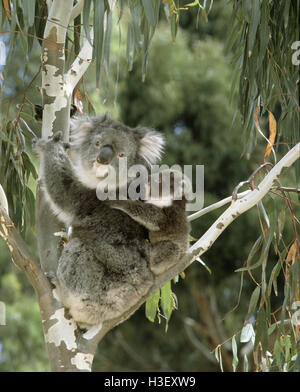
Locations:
109;169;192;275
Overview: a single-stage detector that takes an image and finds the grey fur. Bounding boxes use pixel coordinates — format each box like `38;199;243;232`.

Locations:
33;115;189;328
109;169;191;275
33;115;165;327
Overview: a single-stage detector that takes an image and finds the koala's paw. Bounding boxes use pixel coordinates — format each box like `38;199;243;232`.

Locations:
32;137;47;153
44;271;58;287
32;132;66;153
52;131;63;143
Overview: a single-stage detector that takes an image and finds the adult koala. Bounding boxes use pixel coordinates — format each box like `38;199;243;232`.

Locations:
34;113;164;328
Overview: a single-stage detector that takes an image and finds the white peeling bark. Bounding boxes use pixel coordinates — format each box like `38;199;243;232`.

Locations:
69;0;85;23
66;29;94;91
0;184;9;216
188;190;251;222
36;0;97;372
42;0;73;139
188;142;300;260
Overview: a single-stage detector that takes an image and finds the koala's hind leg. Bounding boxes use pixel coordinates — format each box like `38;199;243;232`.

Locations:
150;241;183;275
56;237;106;327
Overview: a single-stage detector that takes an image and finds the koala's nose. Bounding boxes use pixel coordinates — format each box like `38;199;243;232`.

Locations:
97;145;114;164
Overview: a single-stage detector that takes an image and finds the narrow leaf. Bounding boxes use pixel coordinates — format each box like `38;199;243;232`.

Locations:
246;286;260;319
145;289;160;322
247;0;260;57
232;336;239;372
103;9;113;75
83;0;92;45
160;281;173;323
93;0;105;87
19;0;35;27
285;240;297;264
264;110;276;158
141;0;159;26
243;354;249;372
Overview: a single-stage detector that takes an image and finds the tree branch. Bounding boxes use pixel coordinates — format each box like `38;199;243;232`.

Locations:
69;0;84;23
188;190;251;222
187;143;300;262
66;28;93;91
42;0;74;139
0;185;51;297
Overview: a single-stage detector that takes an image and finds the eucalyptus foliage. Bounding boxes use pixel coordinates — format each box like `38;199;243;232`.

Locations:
228;0;299;161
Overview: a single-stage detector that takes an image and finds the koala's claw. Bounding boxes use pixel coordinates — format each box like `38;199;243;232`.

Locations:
44;271;58;287
53;131;63;142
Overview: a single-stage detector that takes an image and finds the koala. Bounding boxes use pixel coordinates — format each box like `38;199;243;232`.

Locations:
109;169;191;275
34;113;165;328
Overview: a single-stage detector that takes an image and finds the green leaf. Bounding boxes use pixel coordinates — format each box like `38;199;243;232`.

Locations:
24;186;35;227
141;0;159;26
34;1;45;46
141;15;150;80
186;1;199;7
243;354;249;372
267;260;281;297
237;222;273;272
19;0;35;28
22;152;38;180
103;9;113;75
258;0;269;67
145;289;160;323
232;336;239;372
87;100;96;116
170;11;178;42
235;235;262;272
284;335;292;363
273;339;282;367
83;0;92;44
267;322;277;336
160;281;173;330
19;117;37;138
247;0;260;56
258;200;269;229
214;345;224;372
254;307;268;353
129;4;142;51
126;23;135;71
246;286;260;319
93;0;105;87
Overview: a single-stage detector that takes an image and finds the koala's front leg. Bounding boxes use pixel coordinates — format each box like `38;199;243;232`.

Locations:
33;132;85;217
109;200;165;231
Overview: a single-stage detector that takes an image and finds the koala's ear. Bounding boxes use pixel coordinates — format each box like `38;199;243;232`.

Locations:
70;116;94;148
134;127;165;165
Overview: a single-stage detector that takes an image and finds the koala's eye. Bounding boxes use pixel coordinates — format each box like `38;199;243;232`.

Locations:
95;140;101;147
118;153;125;158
